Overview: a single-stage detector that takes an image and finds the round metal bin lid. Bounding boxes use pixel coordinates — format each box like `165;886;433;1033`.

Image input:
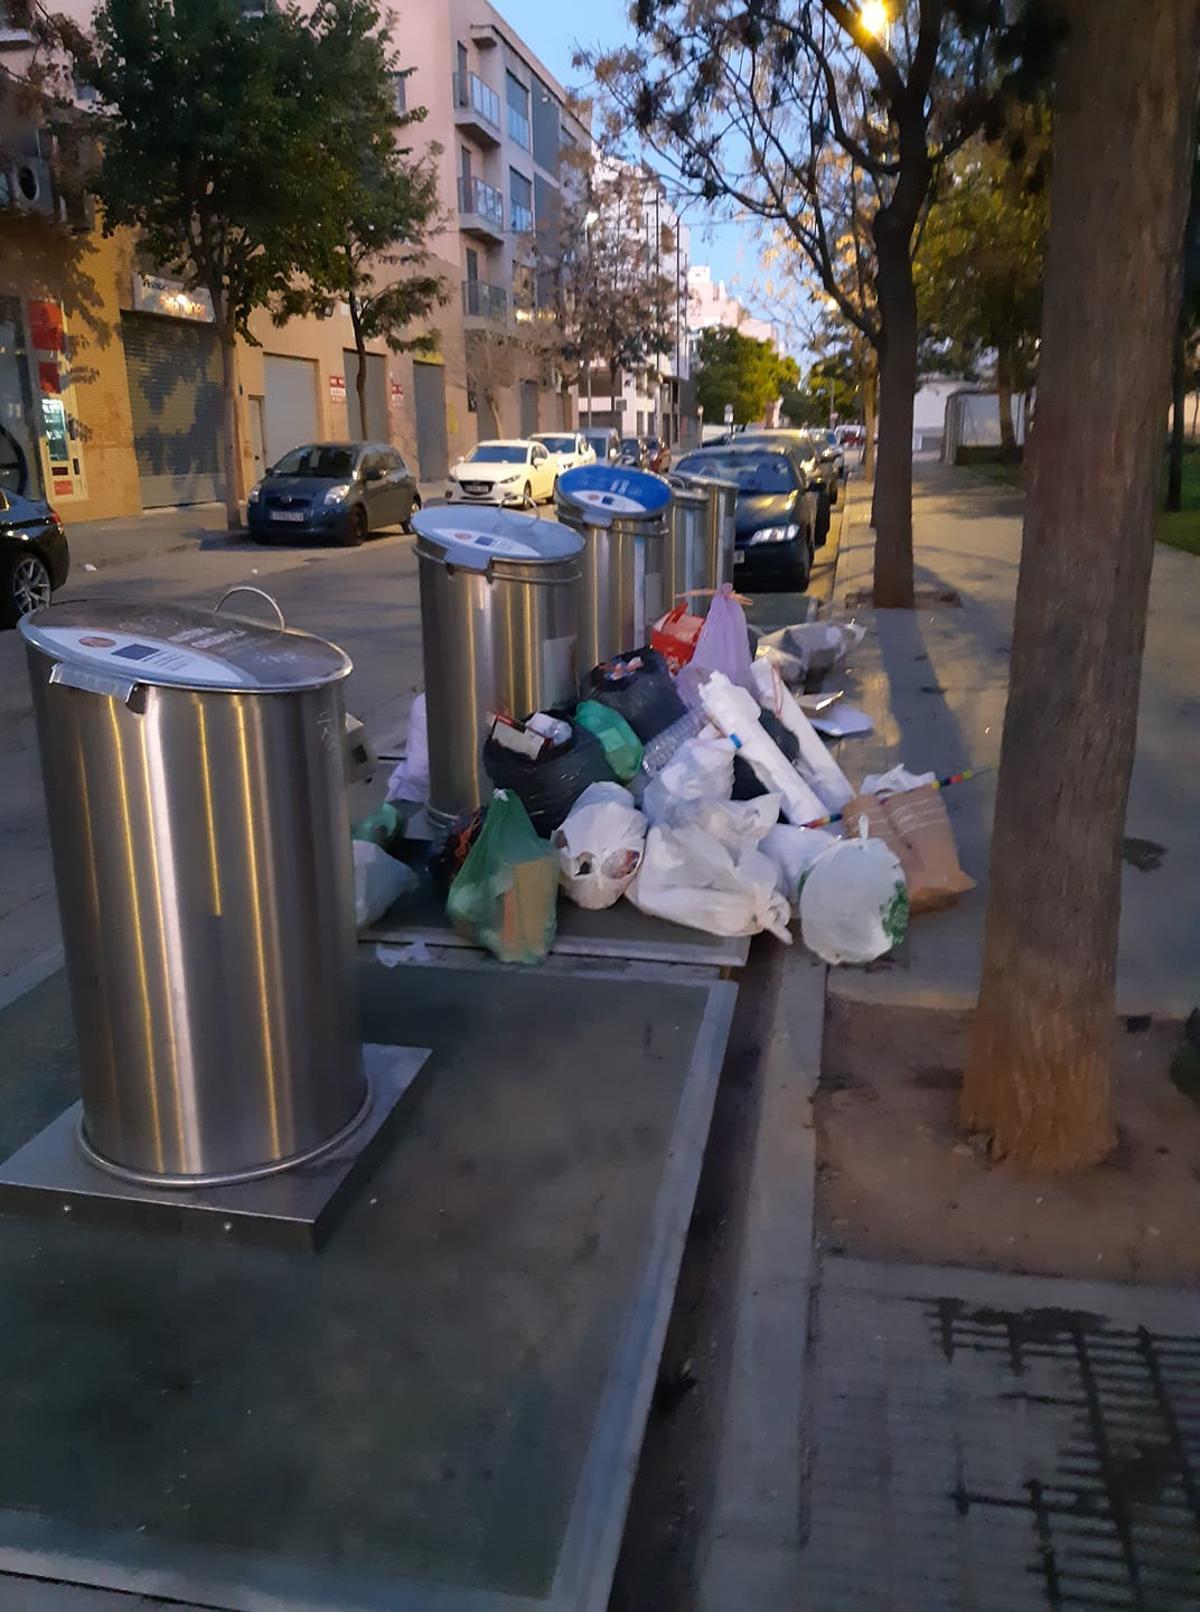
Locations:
412;504;583;573
20;598;352;693
556;463;673;527
669;469;739;496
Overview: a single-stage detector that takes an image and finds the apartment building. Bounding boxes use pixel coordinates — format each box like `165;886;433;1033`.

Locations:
406;0;589;455
580;170;696;449
687;264;782;358
0;0;585;522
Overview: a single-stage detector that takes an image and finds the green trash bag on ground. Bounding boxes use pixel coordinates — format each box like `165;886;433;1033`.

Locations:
446;789;559;964
574;700;644;783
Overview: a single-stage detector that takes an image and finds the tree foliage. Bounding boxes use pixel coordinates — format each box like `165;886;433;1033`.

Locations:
272;0;447;438
695;325;797;425
581;0;1062;605
780;346;861;426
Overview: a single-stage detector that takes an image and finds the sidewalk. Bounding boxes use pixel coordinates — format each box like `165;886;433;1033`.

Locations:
829;459;1200;1019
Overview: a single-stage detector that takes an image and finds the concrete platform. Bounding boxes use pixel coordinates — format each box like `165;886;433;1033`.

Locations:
0;958;736;1612
361;875;751;973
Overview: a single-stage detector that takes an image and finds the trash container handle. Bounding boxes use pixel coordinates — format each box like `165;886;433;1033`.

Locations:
215;585;286;630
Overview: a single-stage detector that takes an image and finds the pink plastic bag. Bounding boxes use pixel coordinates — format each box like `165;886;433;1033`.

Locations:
676;585;755;709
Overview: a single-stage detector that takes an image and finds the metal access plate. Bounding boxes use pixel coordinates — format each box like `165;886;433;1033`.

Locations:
0;958;736;1612
361;874;751;971
0;1043;430;1252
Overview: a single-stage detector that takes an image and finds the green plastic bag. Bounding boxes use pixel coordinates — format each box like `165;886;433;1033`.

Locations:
574;700;644;783
446;789;559;964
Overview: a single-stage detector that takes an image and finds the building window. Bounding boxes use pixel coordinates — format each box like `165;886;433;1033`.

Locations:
391;71;407;115
506;71;530;150
509;168;533;235
466;376;478;413
530;75;560;176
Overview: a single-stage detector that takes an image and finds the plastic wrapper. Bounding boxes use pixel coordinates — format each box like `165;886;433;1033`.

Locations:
574;700;643;782
552;782;647;910
581;646;687;741
627;822;792;942
353;840;419;927
446;789;559;964
642;729;736;825
483;720;612;836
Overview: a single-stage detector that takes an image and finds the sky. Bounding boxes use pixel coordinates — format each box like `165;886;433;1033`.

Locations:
492;0;779;334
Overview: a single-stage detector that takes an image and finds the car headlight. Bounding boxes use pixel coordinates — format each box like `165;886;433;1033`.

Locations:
322;483;352;507
746;523;800;545
248;482;262;504
499;472;523;484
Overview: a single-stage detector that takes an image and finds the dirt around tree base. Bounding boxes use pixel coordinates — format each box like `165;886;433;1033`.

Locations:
817;996;1200;1284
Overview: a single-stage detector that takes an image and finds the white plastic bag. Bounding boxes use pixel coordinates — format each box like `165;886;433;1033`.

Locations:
662;793;781;855
699;672;827;825
756;620;866;681
386;693;429;804
749;659;854;811
860;764;937;798
553;782;647;910
798;827;908;964
628;822;793;941
760;824;841;908
353;840;419;927
642;728;735;824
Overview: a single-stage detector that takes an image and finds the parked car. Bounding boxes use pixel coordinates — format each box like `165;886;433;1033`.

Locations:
674;443;817;589
0;487;69;627
531;431;596;477
816;427;847;481
445;439;557;508
617;436;650;469
738;428;835;539
643;435;670;473
582;427;621;464
247;441;418;546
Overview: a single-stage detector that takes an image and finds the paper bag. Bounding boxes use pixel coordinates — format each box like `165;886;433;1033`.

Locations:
842;782;974;914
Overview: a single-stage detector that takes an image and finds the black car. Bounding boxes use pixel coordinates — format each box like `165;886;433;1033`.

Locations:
675;444;817;589
0;487;70;628
247;441;419;546
617;436;650;469
739;428;836;535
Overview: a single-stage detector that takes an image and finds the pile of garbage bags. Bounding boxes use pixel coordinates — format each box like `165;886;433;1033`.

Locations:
364;585;972;968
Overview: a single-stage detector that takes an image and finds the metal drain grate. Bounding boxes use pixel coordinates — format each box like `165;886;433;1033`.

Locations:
801;1263;1200;1611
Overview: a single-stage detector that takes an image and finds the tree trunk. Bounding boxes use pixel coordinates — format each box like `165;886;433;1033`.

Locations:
871;218;917;607
961;0;1200;1169
863;361;877;482
218;322;243;531
349;293;370;440
1167;311;1186;510
996;347;1017;457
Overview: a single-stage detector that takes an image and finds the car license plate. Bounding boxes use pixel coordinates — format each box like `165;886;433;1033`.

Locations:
270;510;305;523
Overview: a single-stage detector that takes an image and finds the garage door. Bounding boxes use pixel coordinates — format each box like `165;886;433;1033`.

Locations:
264;354;319;468
343;349;387;440
121;313;223;507
412;360;449;480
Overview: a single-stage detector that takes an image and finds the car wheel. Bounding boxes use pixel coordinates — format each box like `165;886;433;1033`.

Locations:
402;493;422;535
344;504;368;547
522;482;534;510
793;543;813;592
550;476;559;502
1;551;52;627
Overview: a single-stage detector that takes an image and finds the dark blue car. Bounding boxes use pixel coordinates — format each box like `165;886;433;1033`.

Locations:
0;487;70;628
247;441;420;546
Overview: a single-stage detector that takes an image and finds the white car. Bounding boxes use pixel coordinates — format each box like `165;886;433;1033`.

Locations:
531;431;596;477
445;440;557;507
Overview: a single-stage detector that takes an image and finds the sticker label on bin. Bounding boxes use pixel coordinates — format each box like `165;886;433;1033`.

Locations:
37;626;257;687
557;464;671;524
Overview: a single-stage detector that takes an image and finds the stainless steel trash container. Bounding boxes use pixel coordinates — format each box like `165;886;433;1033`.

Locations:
664;478;709;608
20;590;366;1186
672;473;737;591
555;463;673;671
413;506;584;822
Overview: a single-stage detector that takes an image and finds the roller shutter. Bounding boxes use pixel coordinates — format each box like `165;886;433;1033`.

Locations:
264;354;319;468
121;312;223;507
342;349;387;440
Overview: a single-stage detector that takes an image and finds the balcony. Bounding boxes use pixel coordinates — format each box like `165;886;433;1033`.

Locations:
457;175;504;244
462;279;508;324
452;71;500;147
510;200;533;236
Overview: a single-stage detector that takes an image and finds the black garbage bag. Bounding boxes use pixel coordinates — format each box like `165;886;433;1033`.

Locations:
482;721;613;836
580;647;687;742
731;709;802;800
